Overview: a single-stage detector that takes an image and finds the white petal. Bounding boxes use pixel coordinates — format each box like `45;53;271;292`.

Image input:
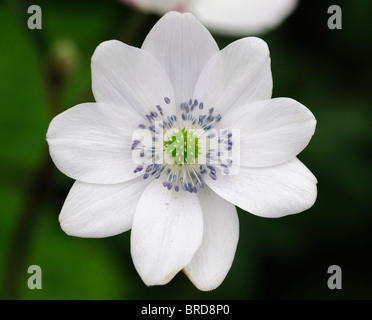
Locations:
184;187;239;291
131;178;203;286
189;0;298;35
47;103;141;184
205;158;317;218
91;40;176;116
193;37;272;115
59;178;147;238
142;12;219;105
123;0;186;15
222;98;316;167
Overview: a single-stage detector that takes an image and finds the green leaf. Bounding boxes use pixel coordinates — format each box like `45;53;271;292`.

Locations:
19;206;128;299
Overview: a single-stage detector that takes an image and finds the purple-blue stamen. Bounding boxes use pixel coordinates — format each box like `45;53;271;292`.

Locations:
133;165;143;173
132;97;235;192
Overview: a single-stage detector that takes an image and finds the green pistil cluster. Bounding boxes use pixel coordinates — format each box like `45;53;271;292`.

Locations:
164;128;199;165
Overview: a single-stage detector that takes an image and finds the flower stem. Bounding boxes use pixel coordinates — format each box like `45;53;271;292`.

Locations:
0;156;54;299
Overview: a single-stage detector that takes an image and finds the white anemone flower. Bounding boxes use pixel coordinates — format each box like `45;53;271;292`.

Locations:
46;12;317;291
122;0;298;35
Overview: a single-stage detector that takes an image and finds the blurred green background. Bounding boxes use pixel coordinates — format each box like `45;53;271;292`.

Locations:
0;0;371;299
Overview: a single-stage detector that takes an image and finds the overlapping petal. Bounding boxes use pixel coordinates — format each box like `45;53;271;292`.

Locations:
193;37;272;115
142;11;219;105
47;102;140;184
205;158;317;218
92;40;176;116
131;178;203;286
184;187;239;291
59;178;148;238
222;98;316;167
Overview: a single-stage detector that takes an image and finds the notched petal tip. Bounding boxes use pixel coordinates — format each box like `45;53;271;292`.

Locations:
141;269;180;287
58;215;84;238
182;269;216;292
237;36;271;58
162;10;182;17
161;11;198;19
91;39;124;64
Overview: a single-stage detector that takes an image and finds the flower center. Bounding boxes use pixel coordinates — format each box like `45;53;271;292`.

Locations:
132;97;233;193
164;128;199;165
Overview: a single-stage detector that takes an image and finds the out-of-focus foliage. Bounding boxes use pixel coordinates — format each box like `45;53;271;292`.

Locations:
0;0;371;299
